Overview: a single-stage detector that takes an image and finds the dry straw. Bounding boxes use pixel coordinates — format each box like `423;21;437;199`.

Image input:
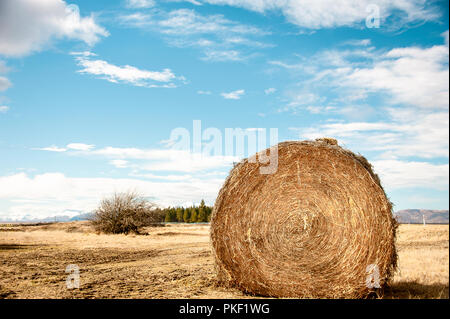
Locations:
210;138;397;298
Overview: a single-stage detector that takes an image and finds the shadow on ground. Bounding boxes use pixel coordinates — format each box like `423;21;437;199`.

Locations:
0;244;42;251
384;281;449;299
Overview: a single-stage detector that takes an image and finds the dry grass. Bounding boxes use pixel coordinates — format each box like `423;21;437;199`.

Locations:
0;222;447;299
384;224;449;299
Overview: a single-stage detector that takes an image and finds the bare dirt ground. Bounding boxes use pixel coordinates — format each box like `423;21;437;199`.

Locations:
0;222;448;299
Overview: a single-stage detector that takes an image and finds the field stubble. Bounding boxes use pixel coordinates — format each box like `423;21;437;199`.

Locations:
0;222;448;299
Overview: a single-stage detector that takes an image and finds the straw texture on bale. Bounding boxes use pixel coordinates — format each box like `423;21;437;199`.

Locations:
210;139;397;298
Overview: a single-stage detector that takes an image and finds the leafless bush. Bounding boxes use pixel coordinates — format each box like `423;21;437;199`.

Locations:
91;192;162;234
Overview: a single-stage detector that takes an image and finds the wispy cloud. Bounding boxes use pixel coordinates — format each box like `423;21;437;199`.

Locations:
221;89;245;99
0;106;10;113
202;49;244;61
118;8;271;62
372;159;448;191
0;77;11;92
118;9;267;35
33;145;67;152
197;90;212;95
341;45;449;110
72;52;186;88
278;92;326;113
34;144;238;173
0;61;11;94
126;0;155;8
33;143;95;153
342;39;371;46
67;143;95;151
273;33;449;114
92;146;237;172
109;159;129;168
294;108;449;160
290;110;449;192
155;9;266;36
193;0;440;30
0;61;10;73
264;88;276;95
284;34;449;195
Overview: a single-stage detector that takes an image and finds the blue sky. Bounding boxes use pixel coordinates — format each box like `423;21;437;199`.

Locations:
0;0;448;220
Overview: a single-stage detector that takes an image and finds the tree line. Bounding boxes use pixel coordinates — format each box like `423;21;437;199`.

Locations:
91;193;215;235
159;199;213;223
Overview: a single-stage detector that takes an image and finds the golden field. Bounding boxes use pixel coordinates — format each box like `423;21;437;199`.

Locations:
0;222;448;299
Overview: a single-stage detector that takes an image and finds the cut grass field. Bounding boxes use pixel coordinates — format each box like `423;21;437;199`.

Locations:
0;222;448;299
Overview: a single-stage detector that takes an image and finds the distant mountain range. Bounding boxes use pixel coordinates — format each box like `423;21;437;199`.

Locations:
1;209;448;224
394;209;449;224
0;211;93;223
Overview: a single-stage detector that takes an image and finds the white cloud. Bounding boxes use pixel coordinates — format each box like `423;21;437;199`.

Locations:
274;35;449;113
168;0;203;5
0;172;224;220
0;61;9;73
0;105;9;113
130;172;195;181
67;143;95;151
2;141;239;219
197;90;212;95
264;88;276;95
119;9;266;35
31;144;234;174
280;92;325;112
196;39;215;47
297;108;449;160
269;60;305;70
156;9;265;35
285;37;449;195
92;147;184;160
34;143;95;152
293;115;448;192
343;39;371;46
138;153;236;172
342;44;449;109
0;76;11;92
118;12;153;28
0;0;108;57
443;30;449;46
92;146;237;172
73;53;185;88
221;89;245;99
126;0;155;8
109;160;129;168
202;49;244;61
33;146;67;152
118;8;269;62
373;160;448;191
224;36;272;48
69;51;97;57
196;0;440;29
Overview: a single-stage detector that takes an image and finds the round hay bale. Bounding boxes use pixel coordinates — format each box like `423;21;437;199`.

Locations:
210;139;397;298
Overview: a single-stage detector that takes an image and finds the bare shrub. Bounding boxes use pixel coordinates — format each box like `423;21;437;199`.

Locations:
91;192;162;234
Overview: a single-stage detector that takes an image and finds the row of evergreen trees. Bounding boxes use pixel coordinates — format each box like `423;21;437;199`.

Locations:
162;200;213;223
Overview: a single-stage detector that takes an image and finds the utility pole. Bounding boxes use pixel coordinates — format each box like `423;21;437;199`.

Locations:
423;214;426;226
